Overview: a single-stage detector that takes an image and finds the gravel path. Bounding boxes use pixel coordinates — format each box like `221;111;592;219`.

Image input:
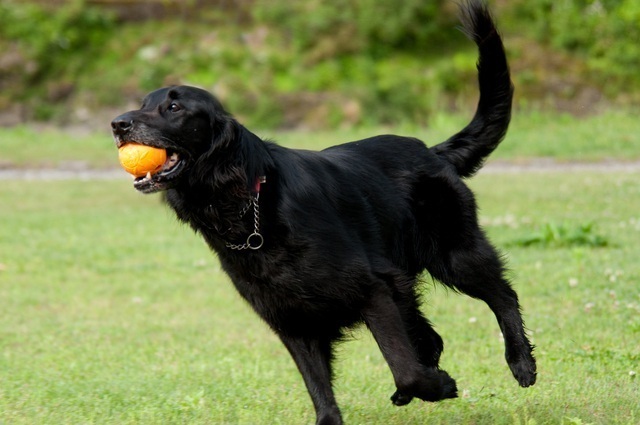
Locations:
1;160;639;180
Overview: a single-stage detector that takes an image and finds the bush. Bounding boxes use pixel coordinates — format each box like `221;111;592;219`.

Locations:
252;0;456;60
0;0;115;118
511;0;640;94
2;0;640;127
247;0;471;126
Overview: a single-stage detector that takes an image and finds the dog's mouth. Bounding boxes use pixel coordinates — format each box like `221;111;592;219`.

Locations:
131;149;187;194
115;138;189;193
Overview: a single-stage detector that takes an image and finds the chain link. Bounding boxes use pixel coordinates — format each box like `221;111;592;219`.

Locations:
225;194;264;250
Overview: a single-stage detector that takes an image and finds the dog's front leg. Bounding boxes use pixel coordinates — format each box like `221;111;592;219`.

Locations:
279;334;342;425
362;288;458;404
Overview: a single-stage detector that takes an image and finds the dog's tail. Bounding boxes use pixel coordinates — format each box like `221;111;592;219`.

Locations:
432;0;513;178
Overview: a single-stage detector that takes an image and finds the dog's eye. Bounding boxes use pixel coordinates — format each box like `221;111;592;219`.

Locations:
168;102;182;112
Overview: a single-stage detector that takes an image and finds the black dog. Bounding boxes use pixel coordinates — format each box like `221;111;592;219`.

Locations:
111;1;535;423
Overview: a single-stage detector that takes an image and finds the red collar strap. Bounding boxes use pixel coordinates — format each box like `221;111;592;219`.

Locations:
254;175;266;193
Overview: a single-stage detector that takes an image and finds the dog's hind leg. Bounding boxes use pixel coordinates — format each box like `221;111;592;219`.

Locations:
389;286;445;406
427;232;537;388
279;335;342;425
362;285;457;405
395;287;444;368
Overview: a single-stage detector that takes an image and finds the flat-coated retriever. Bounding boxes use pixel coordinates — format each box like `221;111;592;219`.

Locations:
111;1;536;423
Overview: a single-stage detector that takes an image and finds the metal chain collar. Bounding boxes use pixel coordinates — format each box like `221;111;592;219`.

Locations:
224;193;264;250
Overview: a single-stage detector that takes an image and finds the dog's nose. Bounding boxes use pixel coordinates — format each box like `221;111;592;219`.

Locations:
111;115;133;136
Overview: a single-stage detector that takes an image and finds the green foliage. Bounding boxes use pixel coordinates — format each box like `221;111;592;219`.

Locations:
2;0;640;127
253;0;454;58
0;1;114;79
246;0;470;126
510;0;640;94
511;222;609;248
0;0;115;119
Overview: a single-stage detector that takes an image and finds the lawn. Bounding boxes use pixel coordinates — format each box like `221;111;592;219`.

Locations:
1;165;638;423
1;110;639;423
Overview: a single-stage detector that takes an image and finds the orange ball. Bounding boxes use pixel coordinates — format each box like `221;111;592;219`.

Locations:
118;143;167;178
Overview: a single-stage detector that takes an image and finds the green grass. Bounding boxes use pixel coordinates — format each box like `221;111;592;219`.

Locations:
0;125;116;169
1;171;639;424
1;110;640;169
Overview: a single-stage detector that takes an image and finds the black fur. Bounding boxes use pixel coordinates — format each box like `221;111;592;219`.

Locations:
111;1;535;424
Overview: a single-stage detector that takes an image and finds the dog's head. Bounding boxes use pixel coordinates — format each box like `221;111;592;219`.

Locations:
111;85;235;193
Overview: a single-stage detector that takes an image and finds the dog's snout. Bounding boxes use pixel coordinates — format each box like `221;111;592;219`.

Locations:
111;115;134;136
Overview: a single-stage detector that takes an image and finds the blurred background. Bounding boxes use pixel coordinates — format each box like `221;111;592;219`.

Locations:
1;0;639;130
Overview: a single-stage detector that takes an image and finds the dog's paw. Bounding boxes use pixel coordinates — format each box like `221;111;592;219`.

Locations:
391;390;413;406
415;369;457;402
438;369;458;399
508;353;537;387
392;368;458;405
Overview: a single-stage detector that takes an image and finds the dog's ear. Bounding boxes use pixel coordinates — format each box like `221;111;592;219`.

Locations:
237;126;272;193
210;113;239;151
190;115;250;198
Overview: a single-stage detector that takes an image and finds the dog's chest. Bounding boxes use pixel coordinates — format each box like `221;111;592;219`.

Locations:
219;254;364;334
